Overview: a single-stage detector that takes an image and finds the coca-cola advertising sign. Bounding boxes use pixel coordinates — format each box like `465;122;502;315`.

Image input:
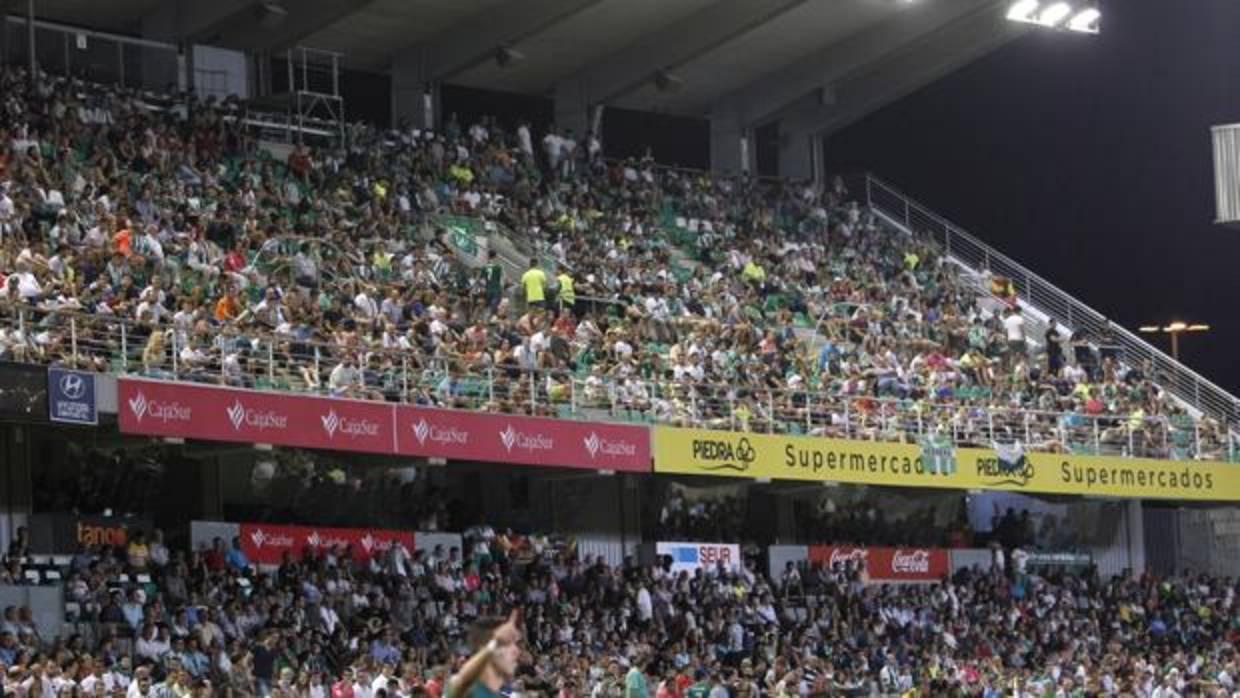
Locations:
119;379;393;454
392;404;650;472
808;545;948;582
239;523;414;565
117;379;650;471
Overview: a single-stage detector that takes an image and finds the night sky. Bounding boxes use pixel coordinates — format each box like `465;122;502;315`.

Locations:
821;0;1240;394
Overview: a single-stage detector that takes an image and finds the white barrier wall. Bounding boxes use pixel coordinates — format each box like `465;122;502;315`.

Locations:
0;585;64;642
577;534;635;568
768;545;809;579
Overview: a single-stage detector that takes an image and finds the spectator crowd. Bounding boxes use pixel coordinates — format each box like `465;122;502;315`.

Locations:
1;523;1238;697
0;66;1231;463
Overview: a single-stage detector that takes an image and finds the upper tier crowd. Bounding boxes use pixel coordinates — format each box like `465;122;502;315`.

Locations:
0;67;1232;460
2;525;1238;697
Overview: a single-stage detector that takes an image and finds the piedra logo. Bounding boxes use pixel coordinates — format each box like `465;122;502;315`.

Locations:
690;436;757;472
975;446;1035;487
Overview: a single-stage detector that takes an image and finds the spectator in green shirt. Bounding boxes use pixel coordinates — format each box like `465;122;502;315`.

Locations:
482;250;504;310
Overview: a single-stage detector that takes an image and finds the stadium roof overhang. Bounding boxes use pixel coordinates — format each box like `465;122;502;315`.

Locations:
25;0;1024;137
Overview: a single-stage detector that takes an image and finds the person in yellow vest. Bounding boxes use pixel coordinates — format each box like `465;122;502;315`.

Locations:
520;258;547;311
556;269;576;317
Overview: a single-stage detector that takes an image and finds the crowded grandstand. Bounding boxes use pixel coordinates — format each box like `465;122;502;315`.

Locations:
1;0;1239;696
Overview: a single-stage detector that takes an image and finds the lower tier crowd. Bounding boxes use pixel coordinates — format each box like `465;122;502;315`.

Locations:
0;529;1236;697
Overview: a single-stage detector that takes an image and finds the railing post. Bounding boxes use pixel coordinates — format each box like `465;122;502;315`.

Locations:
267;341;275;382
1094;418;1101;455
843;399;851;439
1194;421;1201;460
987;411;995;444
879;402;887;441
570;376;577;417
488;368;495;406
806;393;813;434
768;393;775;434
529;370;536;413
401;357;409;401
1024;412;1031;445
120;322;128;371
1127;422;1134;457
313;347;321;391
70;317;78;365
729;392;737;431
170;330;179;376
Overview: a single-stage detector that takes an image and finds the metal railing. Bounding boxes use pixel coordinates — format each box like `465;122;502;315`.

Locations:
1;303;1234;463
864;174;1240;432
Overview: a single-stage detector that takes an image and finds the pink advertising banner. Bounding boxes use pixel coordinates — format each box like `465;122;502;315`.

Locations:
117;378;650;472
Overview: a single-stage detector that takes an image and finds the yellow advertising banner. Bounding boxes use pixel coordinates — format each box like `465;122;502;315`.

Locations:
652;426;1240;501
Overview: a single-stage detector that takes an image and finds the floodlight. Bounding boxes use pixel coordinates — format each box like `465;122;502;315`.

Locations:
1038;2;1073;27
1007;0;1039;21
1067;7;1101;33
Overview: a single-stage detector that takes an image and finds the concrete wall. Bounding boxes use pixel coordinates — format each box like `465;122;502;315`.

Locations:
0;585;64;642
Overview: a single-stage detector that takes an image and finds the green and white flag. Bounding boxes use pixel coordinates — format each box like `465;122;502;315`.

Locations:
921;432;956;475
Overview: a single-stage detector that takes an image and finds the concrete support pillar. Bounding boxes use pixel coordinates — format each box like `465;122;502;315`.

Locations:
391;50;437;130
552;76;590;136
709;107;746;175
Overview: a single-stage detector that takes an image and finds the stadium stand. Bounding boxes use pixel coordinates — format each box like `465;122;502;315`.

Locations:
0;67;1233;465
2;520;1239;696
1;28;1239;696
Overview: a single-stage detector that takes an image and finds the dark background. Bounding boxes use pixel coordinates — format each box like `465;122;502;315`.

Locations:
822;0;1240;393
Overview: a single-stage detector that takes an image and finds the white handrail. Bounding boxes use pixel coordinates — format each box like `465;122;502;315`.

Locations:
863;173;1240;433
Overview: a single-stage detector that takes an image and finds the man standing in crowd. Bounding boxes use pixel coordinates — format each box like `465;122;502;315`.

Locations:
481;250;505;311
521;259;546;311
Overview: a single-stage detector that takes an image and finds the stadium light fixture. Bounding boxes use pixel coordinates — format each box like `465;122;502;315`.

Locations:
1068;6;1101;32
1006;1;1100;34
1138;321;1210;362
1038;2;1073;27
1006;0;1039;21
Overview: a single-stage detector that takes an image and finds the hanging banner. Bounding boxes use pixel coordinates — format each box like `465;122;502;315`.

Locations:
652;426;1240;501
117;378;650;472
118;378;393;453
48;367;97;425
238;522;414;565
654;541;741;573
394;404;649;472
808;545;950;583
